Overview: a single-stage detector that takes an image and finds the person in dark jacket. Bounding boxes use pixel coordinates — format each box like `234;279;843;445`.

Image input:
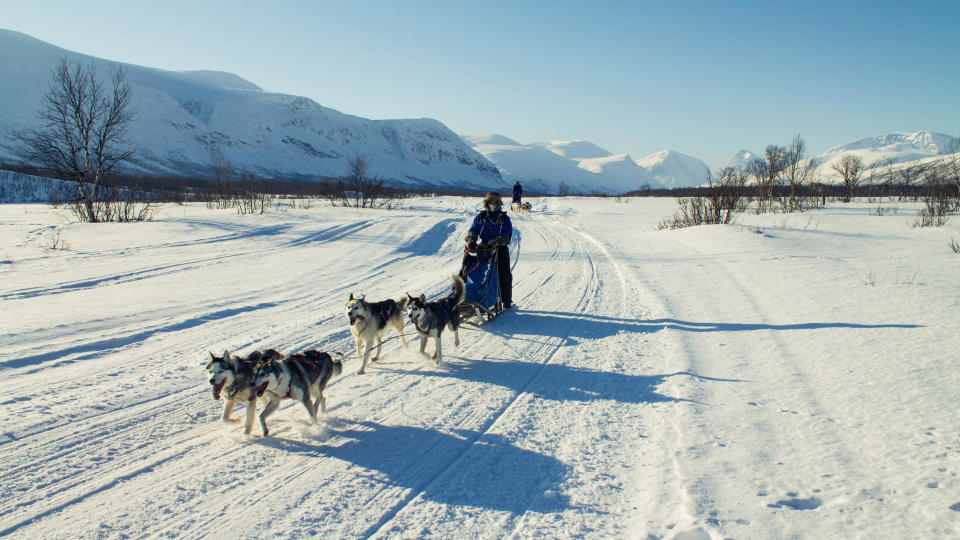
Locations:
462;191;513;309
512;181;523;206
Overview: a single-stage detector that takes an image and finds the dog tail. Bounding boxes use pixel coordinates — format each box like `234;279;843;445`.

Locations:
449;274;465;305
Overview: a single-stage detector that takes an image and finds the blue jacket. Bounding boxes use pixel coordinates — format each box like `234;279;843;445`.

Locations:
465;210;512;247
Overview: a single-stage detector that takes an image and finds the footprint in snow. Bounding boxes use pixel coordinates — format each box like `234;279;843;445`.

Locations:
768;496;822;511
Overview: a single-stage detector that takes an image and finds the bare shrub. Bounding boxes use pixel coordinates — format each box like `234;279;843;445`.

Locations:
327;155;404;209
657;170;746;229
912;165;957;228
832;154;865;203
234;172;272;215
43;226;70;251
869;205;898;217
66;181;155;222
205;149;236;209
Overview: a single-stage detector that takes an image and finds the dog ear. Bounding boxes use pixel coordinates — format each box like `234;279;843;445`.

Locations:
406;292;414;301
222;349;231;361
349;293;354;300
361;294;366;300
419;293;426;302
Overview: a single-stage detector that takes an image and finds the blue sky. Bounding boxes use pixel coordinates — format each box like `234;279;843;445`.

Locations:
3;0;958;170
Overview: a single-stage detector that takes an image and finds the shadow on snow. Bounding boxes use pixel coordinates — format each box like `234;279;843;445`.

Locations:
258;420;574;519
1;302;278;372
491;310;921;341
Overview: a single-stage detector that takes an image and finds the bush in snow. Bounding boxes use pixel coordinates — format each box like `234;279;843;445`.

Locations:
657;169;747;229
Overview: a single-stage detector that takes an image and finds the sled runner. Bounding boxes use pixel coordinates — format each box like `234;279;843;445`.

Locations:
457;246;510;326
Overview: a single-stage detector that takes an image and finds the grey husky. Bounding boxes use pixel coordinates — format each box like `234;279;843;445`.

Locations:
406;274;466;366
345;293;409;375
249;349;343;437
206;350;272;435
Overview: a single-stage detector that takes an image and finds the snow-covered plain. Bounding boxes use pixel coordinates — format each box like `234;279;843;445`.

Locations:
2;196;959;539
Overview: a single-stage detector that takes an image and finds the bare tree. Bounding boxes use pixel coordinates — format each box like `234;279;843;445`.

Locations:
325;155;402;209
11;57;136;222
206;148;236;209
832;153;865;202
780;135;818;212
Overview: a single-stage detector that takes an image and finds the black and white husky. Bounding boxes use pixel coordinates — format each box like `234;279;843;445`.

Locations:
406;274;466;366
206;349;271;436
345;293;409;375
249;349;342;437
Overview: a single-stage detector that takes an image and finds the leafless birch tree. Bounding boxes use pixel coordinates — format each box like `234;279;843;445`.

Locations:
11;57;136;222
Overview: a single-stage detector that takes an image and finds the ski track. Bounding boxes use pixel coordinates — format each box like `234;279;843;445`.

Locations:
7;200;945;538
2;203;631;538
361;213;602;537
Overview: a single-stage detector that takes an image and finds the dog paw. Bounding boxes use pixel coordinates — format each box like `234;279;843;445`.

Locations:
356;369;365;375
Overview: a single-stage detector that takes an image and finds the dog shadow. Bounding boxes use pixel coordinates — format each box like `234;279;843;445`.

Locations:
253;420;574;517
488;310;922;341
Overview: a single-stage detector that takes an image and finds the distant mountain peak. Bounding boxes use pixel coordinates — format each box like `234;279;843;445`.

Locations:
462;134;522;147
540;139;613;160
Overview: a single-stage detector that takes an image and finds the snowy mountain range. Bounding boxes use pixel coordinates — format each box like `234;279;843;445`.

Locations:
0;29;503;191
730;131;959;182
1;29;956;195
462;135;712;194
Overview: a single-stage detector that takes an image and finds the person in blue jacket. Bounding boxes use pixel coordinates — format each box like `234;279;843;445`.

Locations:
462;191;513;309
512;181;523;206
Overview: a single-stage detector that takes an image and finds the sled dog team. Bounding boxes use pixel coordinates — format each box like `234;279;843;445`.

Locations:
205;274;466;437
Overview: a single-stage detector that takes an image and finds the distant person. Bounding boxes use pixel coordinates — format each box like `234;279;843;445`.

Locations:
461;192;513;309
512;181;523;206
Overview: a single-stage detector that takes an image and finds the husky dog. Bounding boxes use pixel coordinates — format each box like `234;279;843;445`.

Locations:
512;201;532;214
249;349;343;437
345;293;409;375
206;349;273;435
406;274;466;366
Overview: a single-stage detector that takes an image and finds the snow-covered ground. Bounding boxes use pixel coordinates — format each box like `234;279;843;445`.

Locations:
1;196;959;539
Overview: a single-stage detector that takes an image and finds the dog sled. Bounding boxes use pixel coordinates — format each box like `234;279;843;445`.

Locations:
457;245;510;326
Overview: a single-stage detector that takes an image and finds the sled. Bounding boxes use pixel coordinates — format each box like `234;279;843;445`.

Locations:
458;247;509;326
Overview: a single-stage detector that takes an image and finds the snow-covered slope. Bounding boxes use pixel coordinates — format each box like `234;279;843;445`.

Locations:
636;150;713;188
466;138;606;194
466;136;712;194
727;149;760;172
0;29;503;190
815;130;958;180
725;131;959;183
539;139;613;160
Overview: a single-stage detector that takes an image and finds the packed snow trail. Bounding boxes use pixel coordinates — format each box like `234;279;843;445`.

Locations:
1;198;958;539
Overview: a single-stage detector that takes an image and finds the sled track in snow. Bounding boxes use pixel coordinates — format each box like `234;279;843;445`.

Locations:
357;209;628;537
